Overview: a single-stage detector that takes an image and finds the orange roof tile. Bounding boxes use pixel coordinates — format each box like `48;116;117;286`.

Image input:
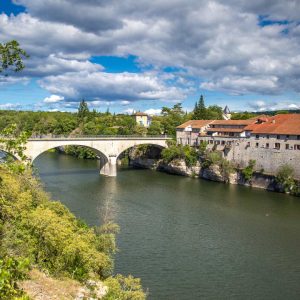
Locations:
132;112;148;116
207;128;245;133
176;120;213;129
211;119;255;126
245;114;300;135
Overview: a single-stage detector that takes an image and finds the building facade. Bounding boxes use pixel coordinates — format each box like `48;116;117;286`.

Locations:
176;114;300;178
131;112;151;127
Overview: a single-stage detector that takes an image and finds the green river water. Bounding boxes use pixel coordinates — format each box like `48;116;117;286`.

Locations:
34;152;300;300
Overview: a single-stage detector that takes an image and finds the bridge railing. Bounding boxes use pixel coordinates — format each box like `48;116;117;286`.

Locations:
28;134;172;140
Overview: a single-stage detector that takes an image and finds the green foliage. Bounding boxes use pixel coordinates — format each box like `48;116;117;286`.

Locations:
276;164;299;195
242;160;256;182
0;257;30;300
104;274;146;300
148;120;162;135
0;166;116;281
199;141;208;156
0;124;30;161
192;95;223;120
231;112;257;120
160;103;188;137
192;95;207;119
64;146;98;159
0;40;29;73
77;100;90;122
202;151;222;168
202;151;234;181
162;143;198;167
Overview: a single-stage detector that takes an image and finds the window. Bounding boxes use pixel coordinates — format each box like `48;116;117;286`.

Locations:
298;136;300;140
286;144;289;150
266;143;269;149
266;135;270;139
221;140;225;145
294;145;300;150
256;142;259;148
277;135;280;139
286;135;290;139
247;142;250;147
256;134;259;139
275;143;280;150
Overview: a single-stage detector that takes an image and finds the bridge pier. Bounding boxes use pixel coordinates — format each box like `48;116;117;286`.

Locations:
100;155;117;177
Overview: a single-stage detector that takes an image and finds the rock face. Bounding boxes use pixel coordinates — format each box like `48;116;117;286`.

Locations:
158;160;201;177
129;154;298;196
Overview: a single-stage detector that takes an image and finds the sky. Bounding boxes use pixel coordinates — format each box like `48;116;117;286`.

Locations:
0;0;300;114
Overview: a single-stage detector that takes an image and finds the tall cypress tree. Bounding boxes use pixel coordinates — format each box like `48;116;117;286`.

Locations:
77;99;90;122
192;95;206;119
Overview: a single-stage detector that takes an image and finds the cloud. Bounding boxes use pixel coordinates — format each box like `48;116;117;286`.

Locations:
1;0;300;109
144;108;161;115
0;102;23;110
39;71;186;102
43;94;64;103
123;108;135;114
248;100;300;111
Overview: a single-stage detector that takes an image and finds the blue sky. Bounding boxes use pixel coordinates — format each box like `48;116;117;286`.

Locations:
0;0;300;114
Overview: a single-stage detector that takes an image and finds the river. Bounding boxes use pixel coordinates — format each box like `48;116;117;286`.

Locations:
34;152;300;300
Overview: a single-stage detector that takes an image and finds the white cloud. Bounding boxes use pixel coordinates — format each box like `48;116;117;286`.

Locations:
248;100;300;111
123;108;135;114
43;94;64;103
39;71;185;102
1;0;300;109
144;108;161;115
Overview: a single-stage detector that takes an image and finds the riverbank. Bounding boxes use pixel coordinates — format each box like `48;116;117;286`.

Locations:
129;155;300;196
0;162;146;299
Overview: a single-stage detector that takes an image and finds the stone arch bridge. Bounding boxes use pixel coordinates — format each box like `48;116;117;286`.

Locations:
23;136;170;176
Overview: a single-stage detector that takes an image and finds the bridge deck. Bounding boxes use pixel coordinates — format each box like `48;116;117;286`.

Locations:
28;135;171;141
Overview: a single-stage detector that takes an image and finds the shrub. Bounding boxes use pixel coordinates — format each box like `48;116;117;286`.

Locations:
104;274;146;300
0;257;30;300
276;164;298;194
201;151;222;169
198;141;208;156
162;144;198;167
242;160;256;182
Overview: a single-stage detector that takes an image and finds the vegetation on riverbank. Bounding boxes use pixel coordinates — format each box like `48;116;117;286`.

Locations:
0;127;146;299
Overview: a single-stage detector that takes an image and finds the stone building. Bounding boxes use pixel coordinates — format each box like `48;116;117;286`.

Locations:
176;114;300;178
131;112;151;127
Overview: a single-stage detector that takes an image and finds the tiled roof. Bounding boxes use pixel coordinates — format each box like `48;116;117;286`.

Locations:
207;128;245;133
211;119;255;126
176;120;213;129
132;112;148;116
245;114;300;135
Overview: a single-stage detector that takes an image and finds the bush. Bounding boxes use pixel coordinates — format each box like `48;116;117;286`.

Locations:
0;257;30;300
276;164;298;194
104;274;146;300
201;151;222;169
162;144;198;167
64;145;98;159
242;160;256;182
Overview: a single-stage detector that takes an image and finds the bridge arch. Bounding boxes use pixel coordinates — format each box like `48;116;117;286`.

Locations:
24;137;170;176
31;144;109;164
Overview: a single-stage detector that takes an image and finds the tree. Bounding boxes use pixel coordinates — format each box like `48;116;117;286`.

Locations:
77;100;90;122
192;95;207;119
0;40;29;74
